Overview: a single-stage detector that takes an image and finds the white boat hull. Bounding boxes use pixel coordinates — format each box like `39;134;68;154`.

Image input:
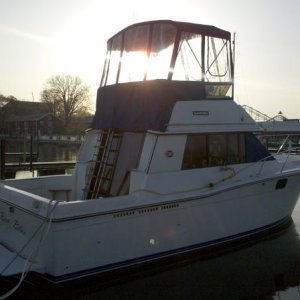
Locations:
1;172;299;281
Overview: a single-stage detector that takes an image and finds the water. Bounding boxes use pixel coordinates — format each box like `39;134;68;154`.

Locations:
5;140;80;163
37;143;79;162
7;142;80;178
3;203;300;299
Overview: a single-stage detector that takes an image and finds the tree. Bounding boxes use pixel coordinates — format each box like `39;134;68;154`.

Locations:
0;94;17;128
0;94;17;108
40;75;92;125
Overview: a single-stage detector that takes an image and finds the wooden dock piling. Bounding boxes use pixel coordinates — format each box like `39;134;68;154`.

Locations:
0;139;5;179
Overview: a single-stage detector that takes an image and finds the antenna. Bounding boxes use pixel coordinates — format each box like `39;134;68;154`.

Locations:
233;32;236;68
232;32;236;99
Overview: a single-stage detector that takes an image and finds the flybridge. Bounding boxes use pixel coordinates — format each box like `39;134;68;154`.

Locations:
101;20;232;86
92;20;234;131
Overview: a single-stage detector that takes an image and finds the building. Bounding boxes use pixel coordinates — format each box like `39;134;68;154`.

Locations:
5;113;60;137
0;100;60;137
0;100;93;138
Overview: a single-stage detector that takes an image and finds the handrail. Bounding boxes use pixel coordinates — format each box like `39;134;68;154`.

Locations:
277;134;291;154
259;133;300;155
275;146;300;172
233;155;274;177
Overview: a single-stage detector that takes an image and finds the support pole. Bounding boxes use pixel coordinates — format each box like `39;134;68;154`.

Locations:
0;139;5;180
30;135;33;173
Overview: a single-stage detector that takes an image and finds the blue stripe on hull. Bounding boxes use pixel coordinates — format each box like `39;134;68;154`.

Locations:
46;215;291;283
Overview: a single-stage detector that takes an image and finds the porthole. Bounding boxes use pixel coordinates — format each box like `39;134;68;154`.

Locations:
165;150;174;157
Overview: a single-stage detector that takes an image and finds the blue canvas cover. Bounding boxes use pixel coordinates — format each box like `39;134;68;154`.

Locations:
91;80;206;131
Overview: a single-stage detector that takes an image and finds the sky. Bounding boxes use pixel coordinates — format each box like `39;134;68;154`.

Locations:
0;0;300;118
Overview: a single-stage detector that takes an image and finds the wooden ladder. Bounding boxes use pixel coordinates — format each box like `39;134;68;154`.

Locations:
84;130;123;199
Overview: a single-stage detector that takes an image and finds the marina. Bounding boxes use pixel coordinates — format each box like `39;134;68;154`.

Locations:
2;161;76;179
0;138;80;179
2;19;300;299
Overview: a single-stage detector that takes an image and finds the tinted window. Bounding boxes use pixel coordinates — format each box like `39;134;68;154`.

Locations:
182;133;246;169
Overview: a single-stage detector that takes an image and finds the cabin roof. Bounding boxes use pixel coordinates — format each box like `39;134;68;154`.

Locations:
108;20;231;43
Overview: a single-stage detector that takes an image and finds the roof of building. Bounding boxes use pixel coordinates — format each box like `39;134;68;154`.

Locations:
258;119;300;132
6;113;58;122
1;100;52;117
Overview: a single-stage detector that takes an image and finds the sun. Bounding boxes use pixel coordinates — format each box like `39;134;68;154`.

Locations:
51;0;197;94
52;3;115;97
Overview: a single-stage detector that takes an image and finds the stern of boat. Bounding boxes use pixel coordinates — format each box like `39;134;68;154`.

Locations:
0;182;56;277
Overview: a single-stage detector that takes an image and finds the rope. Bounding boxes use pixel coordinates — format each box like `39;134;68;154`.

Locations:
0;200;58;299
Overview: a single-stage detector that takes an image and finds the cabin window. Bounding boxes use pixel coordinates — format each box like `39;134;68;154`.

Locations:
204;36;232;99
100;22;233;93
119;25;150;83
228;133;241;164
173;32;203;81
182;135;207;169
182;133;246;169
106;34;123;85
205;84;232;99
205;36;231;82
208;134;226;166
245;133;273;162
146;24;176;80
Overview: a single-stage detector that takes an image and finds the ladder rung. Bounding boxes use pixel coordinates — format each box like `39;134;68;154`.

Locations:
84;130;123;199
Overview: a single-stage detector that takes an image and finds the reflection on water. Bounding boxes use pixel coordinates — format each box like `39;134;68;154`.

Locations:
15;170;37;179
274;287;300;299
3;202;300;299
38;144;79;162
5;141;80;163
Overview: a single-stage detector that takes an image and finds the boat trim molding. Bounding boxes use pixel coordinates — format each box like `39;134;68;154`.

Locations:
0;172;294;223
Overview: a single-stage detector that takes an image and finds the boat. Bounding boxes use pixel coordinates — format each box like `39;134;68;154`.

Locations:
1;20;300;285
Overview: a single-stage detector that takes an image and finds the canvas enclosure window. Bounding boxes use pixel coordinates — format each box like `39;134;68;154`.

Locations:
119;25;150;83
173;32;203;81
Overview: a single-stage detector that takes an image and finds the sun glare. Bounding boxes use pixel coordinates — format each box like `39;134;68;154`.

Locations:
51;0;197;99
0;23;53;45
118;48;172;83
52;2;113;97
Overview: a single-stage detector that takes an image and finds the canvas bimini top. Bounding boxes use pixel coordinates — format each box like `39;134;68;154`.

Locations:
92;20;233;131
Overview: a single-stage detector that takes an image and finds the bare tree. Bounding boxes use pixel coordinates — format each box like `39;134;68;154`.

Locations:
40;75;91;125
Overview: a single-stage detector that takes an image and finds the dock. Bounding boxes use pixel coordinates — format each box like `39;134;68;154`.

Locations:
3;161;76;178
